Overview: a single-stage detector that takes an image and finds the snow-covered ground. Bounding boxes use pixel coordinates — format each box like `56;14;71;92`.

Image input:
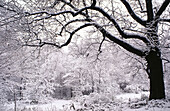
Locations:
22;100;73;111
4;100;80;111
4;92;170;111
115;92;149;102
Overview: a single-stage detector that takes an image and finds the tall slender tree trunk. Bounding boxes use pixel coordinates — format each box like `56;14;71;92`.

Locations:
145;48;165;100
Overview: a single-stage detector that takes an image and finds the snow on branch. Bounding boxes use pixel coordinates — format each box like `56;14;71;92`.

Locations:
93;23;146;57
24;21;146;57
25;11;74;18
0;4;17;13
22;1;150;46
59;0;78;11
23;42;61;48
21;0;148;56
59;19;91;35
60;23;94;47
159;19;170;23
120;0;146;26
91;0;96;7
23;2;150;49
155;0;170;18
122;33;151;45
72;6;150;45
60;22;146;57
59;0;89;17
145;0;154;22
24;23;94;48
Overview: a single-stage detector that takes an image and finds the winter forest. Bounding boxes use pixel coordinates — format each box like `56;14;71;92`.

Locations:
0;0;170;111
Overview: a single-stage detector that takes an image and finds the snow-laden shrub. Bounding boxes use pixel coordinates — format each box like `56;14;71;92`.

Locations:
147;100;168;108
129;100;147;109
75;92;114;108
140;93;148;101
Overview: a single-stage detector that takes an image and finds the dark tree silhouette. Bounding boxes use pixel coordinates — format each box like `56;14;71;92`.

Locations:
1;0;169;100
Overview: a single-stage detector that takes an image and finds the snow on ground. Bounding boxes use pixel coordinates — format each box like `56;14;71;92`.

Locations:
123;99;170;111
115;92;149;102
23;100;73;111
4;92;170;111
5;100;80;111
114;92;170;111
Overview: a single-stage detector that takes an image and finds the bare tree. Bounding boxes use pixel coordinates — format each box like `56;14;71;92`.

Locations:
1;0;169;100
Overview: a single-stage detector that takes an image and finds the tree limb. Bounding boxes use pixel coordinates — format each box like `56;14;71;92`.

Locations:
61;22;146;57
60;23;94;47
59;19;91;35
26;1;149;46
60;0;89;18
98;34;106;53
73;6;150;45
23;1;148;57
24;42;61;48
120;0;146;26
145;0;154;22
91;0;96;7
137;0;145;12
24;22;146;57
0;4;17;13
123;33;151;45
93;23;146;57
25;11;74;17
52;1;150;45
159;19;170;23
155;0;170;18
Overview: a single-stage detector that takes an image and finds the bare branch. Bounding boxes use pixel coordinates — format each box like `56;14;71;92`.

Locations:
24;21;145;57
27;23;91;50
50;0;60;8
0;4;17;13
120;0;146;26
22;1;149;46
23;42;61;48
123;33;151;45
60;23;94;47
60;0;89;18
98;34;105;53
73;6;150;45
22;3;151;49
60;0;78;11
159;19;170;23
47;1;150;46
83;0;88;16
137;0;144;12
91;0;96;7
93;23;146;57
156;0;170;18
59;19;91;35
145;0;154;22
25;11;74;17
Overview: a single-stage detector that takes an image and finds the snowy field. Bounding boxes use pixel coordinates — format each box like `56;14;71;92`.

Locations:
3;92;170;111
4;100;79;111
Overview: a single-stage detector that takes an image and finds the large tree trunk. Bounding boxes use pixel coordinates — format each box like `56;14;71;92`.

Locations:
145;48;165;100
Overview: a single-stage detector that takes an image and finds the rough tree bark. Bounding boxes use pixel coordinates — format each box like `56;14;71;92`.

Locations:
146;48;165;100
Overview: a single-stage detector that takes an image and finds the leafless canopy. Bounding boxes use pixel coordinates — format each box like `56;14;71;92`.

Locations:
0;0;169;57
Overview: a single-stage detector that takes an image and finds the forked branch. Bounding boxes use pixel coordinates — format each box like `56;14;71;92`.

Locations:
72;6;150;45
120;0;146;26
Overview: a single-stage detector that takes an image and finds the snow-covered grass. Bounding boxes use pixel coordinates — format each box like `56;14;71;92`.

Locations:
75;92;170;111
115;92;149;102
3;92;170;111
4;100;79;111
